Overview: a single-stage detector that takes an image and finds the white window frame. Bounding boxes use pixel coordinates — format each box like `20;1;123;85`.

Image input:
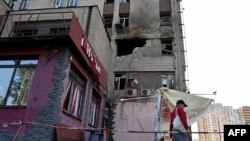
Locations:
120;0;129;3
68;0;78;7
10;0;18;10
55;0;64;8
119;17;129;27
88;91;101;127
114;74;126;90
21;0;31;10
162;73;175;89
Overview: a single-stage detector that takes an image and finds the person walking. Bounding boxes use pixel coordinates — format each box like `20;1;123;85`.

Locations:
169;100;190;141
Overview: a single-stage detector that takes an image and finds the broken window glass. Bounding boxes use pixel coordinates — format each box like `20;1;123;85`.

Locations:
160;16;171;26
161;39;173;55
162;73;175;89
114;73;126;90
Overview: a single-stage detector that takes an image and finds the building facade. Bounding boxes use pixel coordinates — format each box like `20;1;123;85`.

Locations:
103;0;188;141
0;0;114;141
242;106;250;124
197;104;245;141
0;0;188;141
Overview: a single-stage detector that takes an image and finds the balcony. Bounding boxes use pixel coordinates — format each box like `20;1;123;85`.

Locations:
0;11;108;89
1;12;75;38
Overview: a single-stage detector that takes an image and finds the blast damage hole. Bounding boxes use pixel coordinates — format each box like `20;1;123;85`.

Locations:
116;38;146;56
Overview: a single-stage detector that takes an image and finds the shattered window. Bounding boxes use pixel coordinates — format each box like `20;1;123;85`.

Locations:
160;16;171;26
160;12;171;26
161;39;173;55
114;73;126;90
162;73;175;89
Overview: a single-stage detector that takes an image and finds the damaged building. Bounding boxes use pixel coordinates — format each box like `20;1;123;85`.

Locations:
103;0;188;141
0;0;114;141
0;0;188;141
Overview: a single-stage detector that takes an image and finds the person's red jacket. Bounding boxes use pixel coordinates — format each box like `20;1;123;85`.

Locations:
169;107;189;137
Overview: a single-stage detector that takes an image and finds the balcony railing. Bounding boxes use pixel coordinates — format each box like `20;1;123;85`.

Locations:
2;12;75;38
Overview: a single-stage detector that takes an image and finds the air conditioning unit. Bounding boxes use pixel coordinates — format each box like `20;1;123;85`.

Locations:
125;89;137;98
141;89;150;97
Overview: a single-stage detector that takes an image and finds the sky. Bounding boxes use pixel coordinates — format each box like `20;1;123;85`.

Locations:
181;0;250;140
182;0;250;109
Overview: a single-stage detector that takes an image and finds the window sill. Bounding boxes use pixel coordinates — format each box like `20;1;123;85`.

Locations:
0;105;26;109
88;123;97;128
62;109;82;121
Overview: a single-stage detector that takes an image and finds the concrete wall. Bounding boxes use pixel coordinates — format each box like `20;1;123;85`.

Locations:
114;102;157;141
114;39;175;72
109;0;187;139
114;72;164;100
88;6;114;94
0;0;9;33
107;0;186;91
171;0;186;91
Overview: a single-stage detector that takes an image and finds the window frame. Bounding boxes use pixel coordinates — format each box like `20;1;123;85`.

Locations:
21;0;31;10
104;17;113;28
162;72;175;89
68;0;78;7
55;0;64;8
114;73;126;90
0;58;38;107
160;15;171;26
119;17;129;27
104;0;114;4
120;0;129;3
63;66;87;119
88;89;101;127
161;39;173;55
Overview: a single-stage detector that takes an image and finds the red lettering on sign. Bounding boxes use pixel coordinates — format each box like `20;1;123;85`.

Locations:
80;36;101;77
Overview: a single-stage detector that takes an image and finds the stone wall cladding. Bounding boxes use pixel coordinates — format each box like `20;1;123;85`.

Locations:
114;56;175;72
0;131;12;141
19;48;70;141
